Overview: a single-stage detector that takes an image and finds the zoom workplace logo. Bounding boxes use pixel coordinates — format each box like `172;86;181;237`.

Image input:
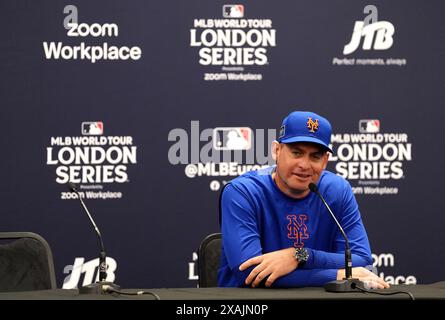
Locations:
372;253;417;285
168;121;275;190
43;5;142;63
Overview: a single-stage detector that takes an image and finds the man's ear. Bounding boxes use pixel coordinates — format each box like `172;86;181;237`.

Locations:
322;152;330;170
271;140;280;162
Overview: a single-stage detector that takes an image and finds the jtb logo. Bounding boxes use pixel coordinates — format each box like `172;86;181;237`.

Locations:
343;5;394;55
62;257;117;289
287;214;309;247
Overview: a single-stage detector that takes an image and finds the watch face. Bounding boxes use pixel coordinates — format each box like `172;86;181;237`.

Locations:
295;248;309;263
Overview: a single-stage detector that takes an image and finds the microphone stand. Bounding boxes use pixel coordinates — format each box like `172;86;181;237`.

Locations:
68;183;121;294
309;183;364;292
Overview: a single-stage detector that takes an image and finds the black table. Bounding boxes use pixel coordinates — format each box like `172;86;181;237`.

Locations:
0;281;444;300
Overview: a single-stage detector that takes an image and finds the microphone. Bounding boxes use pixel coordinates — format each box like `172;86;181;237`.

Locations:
308;182;364;292
68;182;121;294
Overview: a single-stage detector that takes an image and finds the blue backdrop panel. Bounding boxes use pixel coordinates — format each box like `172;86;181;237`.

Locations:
0;0;444;288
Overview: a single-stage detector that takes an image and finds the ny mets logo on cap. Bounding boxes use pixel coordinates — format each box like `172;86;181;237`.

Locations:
277;111;333;153
306;117;319;133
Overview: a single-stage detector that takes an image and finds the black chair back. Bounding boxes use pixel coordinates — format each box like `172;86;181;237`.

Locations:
0;232;57;292
198;233;222;287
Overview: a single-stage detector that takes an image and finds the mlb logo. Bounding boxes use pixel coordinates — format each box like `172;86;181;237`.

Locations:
222;5;244;18
279;125;285;139
359;119;380;133
213;127;252;150
82;121;104;135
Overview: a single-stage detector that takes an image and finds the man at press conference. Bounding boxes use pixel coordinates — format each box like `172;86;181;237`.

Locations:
218;111;390;289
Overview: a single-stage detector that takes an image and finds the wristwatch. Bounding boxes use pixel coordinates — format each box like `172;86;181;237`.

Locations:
295;247;309;267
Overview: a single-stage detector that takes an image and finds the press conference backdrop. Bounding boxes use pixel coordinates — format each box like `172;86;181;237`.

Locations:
1;0;444;289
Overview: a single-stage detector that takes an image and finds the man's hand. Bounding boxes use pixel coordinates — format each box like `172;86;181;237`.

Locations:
337;267;390;289
238;248;298;288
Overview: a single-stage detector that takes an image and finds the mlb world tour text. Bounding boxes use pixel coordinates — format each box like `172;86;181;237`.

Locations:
190;19;276;66
330;133;411;180
46;136;137;184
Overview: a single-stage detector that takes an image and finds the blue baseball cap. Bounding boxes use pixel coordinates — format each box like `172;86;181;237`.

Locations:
277;111;333;153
